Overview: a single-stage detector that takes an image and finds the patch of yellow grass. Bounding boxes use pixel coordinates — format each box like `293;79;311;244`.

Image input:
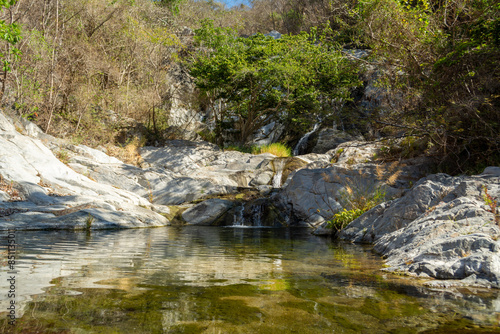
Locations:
252;143;291;157
106;137;145;166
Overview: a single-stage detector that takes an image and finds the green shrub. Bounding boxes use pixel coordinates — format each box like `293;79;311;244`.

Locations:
327;208;364;232
252;143;291;157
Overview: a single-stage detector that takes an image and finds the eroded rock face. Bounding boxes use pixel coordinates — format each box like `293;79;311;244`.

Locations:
0;112;168;229
275;160;430;228
339;169;500;288
1;110;317;228
310;129;364;154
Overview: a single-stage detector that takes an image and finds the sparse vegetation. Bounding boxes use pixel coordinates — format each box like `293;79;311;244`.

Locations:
483;185;499;226
105;137;145;166
85;214;95;230
0;174;22;201
55;149;70;164
189;19;359;146
252;143;291;157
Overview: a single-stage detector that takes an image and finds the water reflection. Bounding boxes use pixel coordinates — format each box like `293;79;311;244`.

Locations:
0;227;499;333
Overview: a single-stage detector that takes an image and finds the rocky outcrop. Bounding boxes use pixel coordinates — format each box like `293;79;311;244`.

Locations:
1;110;317;229
275;159;431;227
339;167;500;288
182;199;234;225
310;128;363;154
0;112;168;230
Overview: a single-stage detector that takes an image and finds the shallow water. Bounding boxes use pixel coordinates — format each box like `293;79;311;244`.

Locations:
0;227;499;333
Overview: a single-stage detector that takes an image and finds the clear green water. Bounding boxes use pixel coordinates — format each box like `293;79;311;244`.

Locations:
1;227;499;333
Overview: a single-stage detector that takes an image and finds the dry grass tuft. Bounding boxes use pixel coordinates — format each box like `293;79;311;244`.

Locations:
106;137;145;166
252;143;291;157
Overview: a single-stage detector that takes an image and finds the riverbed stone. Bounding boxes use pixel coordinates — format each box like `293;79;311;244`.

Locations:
182;199;234;225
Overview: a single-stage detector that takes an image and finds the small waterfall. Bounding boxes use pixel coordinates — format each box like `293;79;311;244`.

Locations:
228;201;269;228
293;122;321;156
232;203;245;226
272;159;286;188
251;203;263;227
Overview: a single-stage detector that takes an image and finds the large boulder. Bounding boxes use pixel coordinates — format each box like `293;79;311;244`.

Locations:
275;160;429;227
339;167;500;288
182;199;234;225
310;128;364;154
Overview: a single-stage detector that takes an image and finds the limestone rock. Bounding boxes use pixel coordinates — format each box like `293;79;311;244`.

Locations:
339;170;500;288
0;111;169;230
182;199;234;225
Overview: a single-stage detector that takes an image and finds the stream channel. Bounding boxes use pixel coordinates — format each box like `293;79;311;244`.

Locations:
1;227;499;333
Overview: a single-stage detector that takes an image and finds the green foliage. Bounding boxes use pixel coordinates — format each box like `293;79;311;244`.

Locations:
55;149;70;165
85;214;94;230
224;145;253;153
327;208;364;232
7;0;182;147
326;167;393;233
189;19;360;146
358;0;500;173
252;143;291;157
0;0;21;98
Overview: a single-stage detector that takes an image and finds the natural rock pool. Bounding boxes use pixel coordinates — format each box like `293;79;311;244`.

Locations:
1;227;499;333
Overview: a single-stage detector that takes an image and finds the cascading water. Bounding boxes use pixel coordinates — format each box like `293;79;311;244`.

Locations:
232;203;245;227
272;159;286;188
228;199;279;228
293;122;321;156
251;203;263;227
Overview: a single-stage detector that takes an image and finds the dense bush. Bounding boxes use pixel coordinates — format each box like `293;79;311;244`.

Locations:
3;0;180;145
357;0;500;173
189;20;360;146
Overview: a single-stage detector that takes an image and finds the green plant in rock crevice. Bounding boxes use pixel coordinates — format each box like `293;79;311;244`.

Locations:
325;163;402;233
482;185;499;226
327;208;365;232
85;214;94;230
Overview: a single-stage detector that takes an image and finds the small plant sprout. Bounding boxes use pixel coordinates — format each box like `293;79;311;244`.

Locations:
147;181;154;203
482;185;499;226
85;214;95;230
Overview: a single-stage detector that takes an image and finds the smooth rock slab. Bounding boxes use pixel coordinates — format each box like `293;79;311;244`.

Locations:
182;199;234;225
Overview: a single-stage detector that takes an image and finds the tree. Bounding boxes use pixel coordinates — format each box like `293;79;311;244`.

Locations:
0;0;21;101
189;20;360;145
